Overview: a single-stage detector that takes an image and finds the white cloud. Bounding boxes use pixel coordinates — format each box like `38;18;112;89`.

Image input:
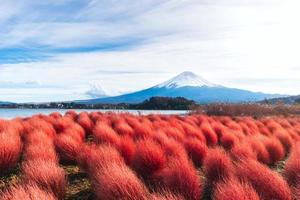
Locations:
1;0;300;102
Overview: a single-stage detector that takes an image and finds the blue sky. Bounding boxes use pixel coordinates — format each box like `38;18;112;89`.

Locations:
0;0;300;102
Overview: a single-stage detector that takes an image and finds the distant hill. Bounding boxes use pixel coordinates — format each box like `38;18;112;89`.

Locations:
261;95;300;105
77;71;283;104
0;101;13;105
131;96;197;110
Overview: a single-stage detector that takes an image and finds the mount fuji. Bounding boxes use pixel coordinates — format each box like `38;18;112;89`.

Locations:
78;71;283;104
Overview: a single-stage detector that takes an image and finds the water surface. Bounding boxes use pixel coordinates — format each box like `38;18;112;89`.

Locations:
0;109;189;119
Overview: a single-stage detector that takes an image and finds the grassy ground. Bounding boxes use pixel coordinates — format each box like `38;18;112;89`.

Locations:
0;158;288;200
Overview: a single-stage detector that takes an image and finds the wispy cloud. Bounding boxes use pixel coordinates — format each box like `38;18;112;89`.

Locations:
0;0;300;102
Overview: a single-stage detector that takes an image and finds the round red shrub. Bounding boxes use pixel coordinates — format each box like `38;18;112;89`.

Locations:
213;178;260;200
77;144;124;173
0;130;22;174
91;162;149;200
22;159;66;200
248;137;270;164
1;183;57;200
93;122;120;146
118;136;136;165
274;129;293;153
184;139;207;168
151;192;184;200
230;142;256;161
219;130;238;150
113;121;135;136
132;139;166;178
200;122;218;146
77;112;93;135
152;158;202;200
54;134;81;162
283;143;300;187
235;159;292;200
263;137;285;165
203;148;234;185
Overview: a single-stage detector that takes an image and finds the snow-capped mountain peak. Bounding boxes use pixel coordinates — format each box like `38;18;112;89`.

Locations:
156;71;219;88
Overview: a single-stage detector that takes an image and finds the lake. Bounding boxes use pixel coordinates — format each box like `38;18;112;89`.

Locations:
0;109;189;119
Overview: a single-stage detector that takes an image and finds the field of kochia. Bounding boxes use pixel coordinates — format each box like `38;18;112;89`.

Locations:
0;111;300;200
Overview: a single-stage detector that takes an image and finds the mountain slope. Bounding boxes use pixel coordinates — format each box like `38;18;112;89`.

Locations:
0;101;13;105
261;95;300;105
77;71;283;104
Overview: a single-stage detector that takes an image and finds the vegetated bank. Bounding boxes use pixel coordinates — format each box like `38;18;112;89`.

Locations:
0;111;300;200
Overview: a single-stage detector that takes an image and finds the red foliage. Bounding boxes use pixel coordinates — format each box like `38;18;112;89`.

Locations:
230;141;256;161
235;159;292;200
22;159;66;200
283;143;300;187
200;122;218;146
203;148;234;185
1;183;57;200
77;112;93;135
162;127;184;142
113;120;135;136
91;162;149;200
152;158;202;200
248;136;270;164
0;130;22;173
132;139;166;178
64;110;78;120
184;139;207;167
23;117;56;138
263;137;285;164
219;130;238;150
151;193;184;200
118;136;136;165
181;123;206;143
77;144;124;173
213;178;260;200
93;122;120;146
54;134;81;162
274;129;293;153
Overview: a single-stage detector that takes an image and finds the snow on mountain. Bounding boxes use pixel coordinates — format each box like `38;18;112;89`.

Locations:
156;71;219;88
85;83;109;98
78;72;283;104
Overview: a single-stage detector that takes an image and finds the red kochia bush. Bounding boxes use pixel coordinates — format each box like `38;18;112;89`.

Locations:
113;120;135;136
248;137;270;164
200;122;218;146
283;143;300;187
23;117;56;138
203;148;234;185
22;159;66;200
118;136;136;165
181;123;206;143
274;129;293;153
184;139;207;168
23;142;58;163
263;137;285;165
77;144;124;173
151;192;185;200
219;130;238;150
1;183;57;200
132;139;166;178
54;134;81;162
230;141;256;161
0;130;22;173
77;112;93;135
235;159;292;200
152;158;202;200
93;122;120;146
91;162;149;200
64;110;78;120
213;178;260;200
